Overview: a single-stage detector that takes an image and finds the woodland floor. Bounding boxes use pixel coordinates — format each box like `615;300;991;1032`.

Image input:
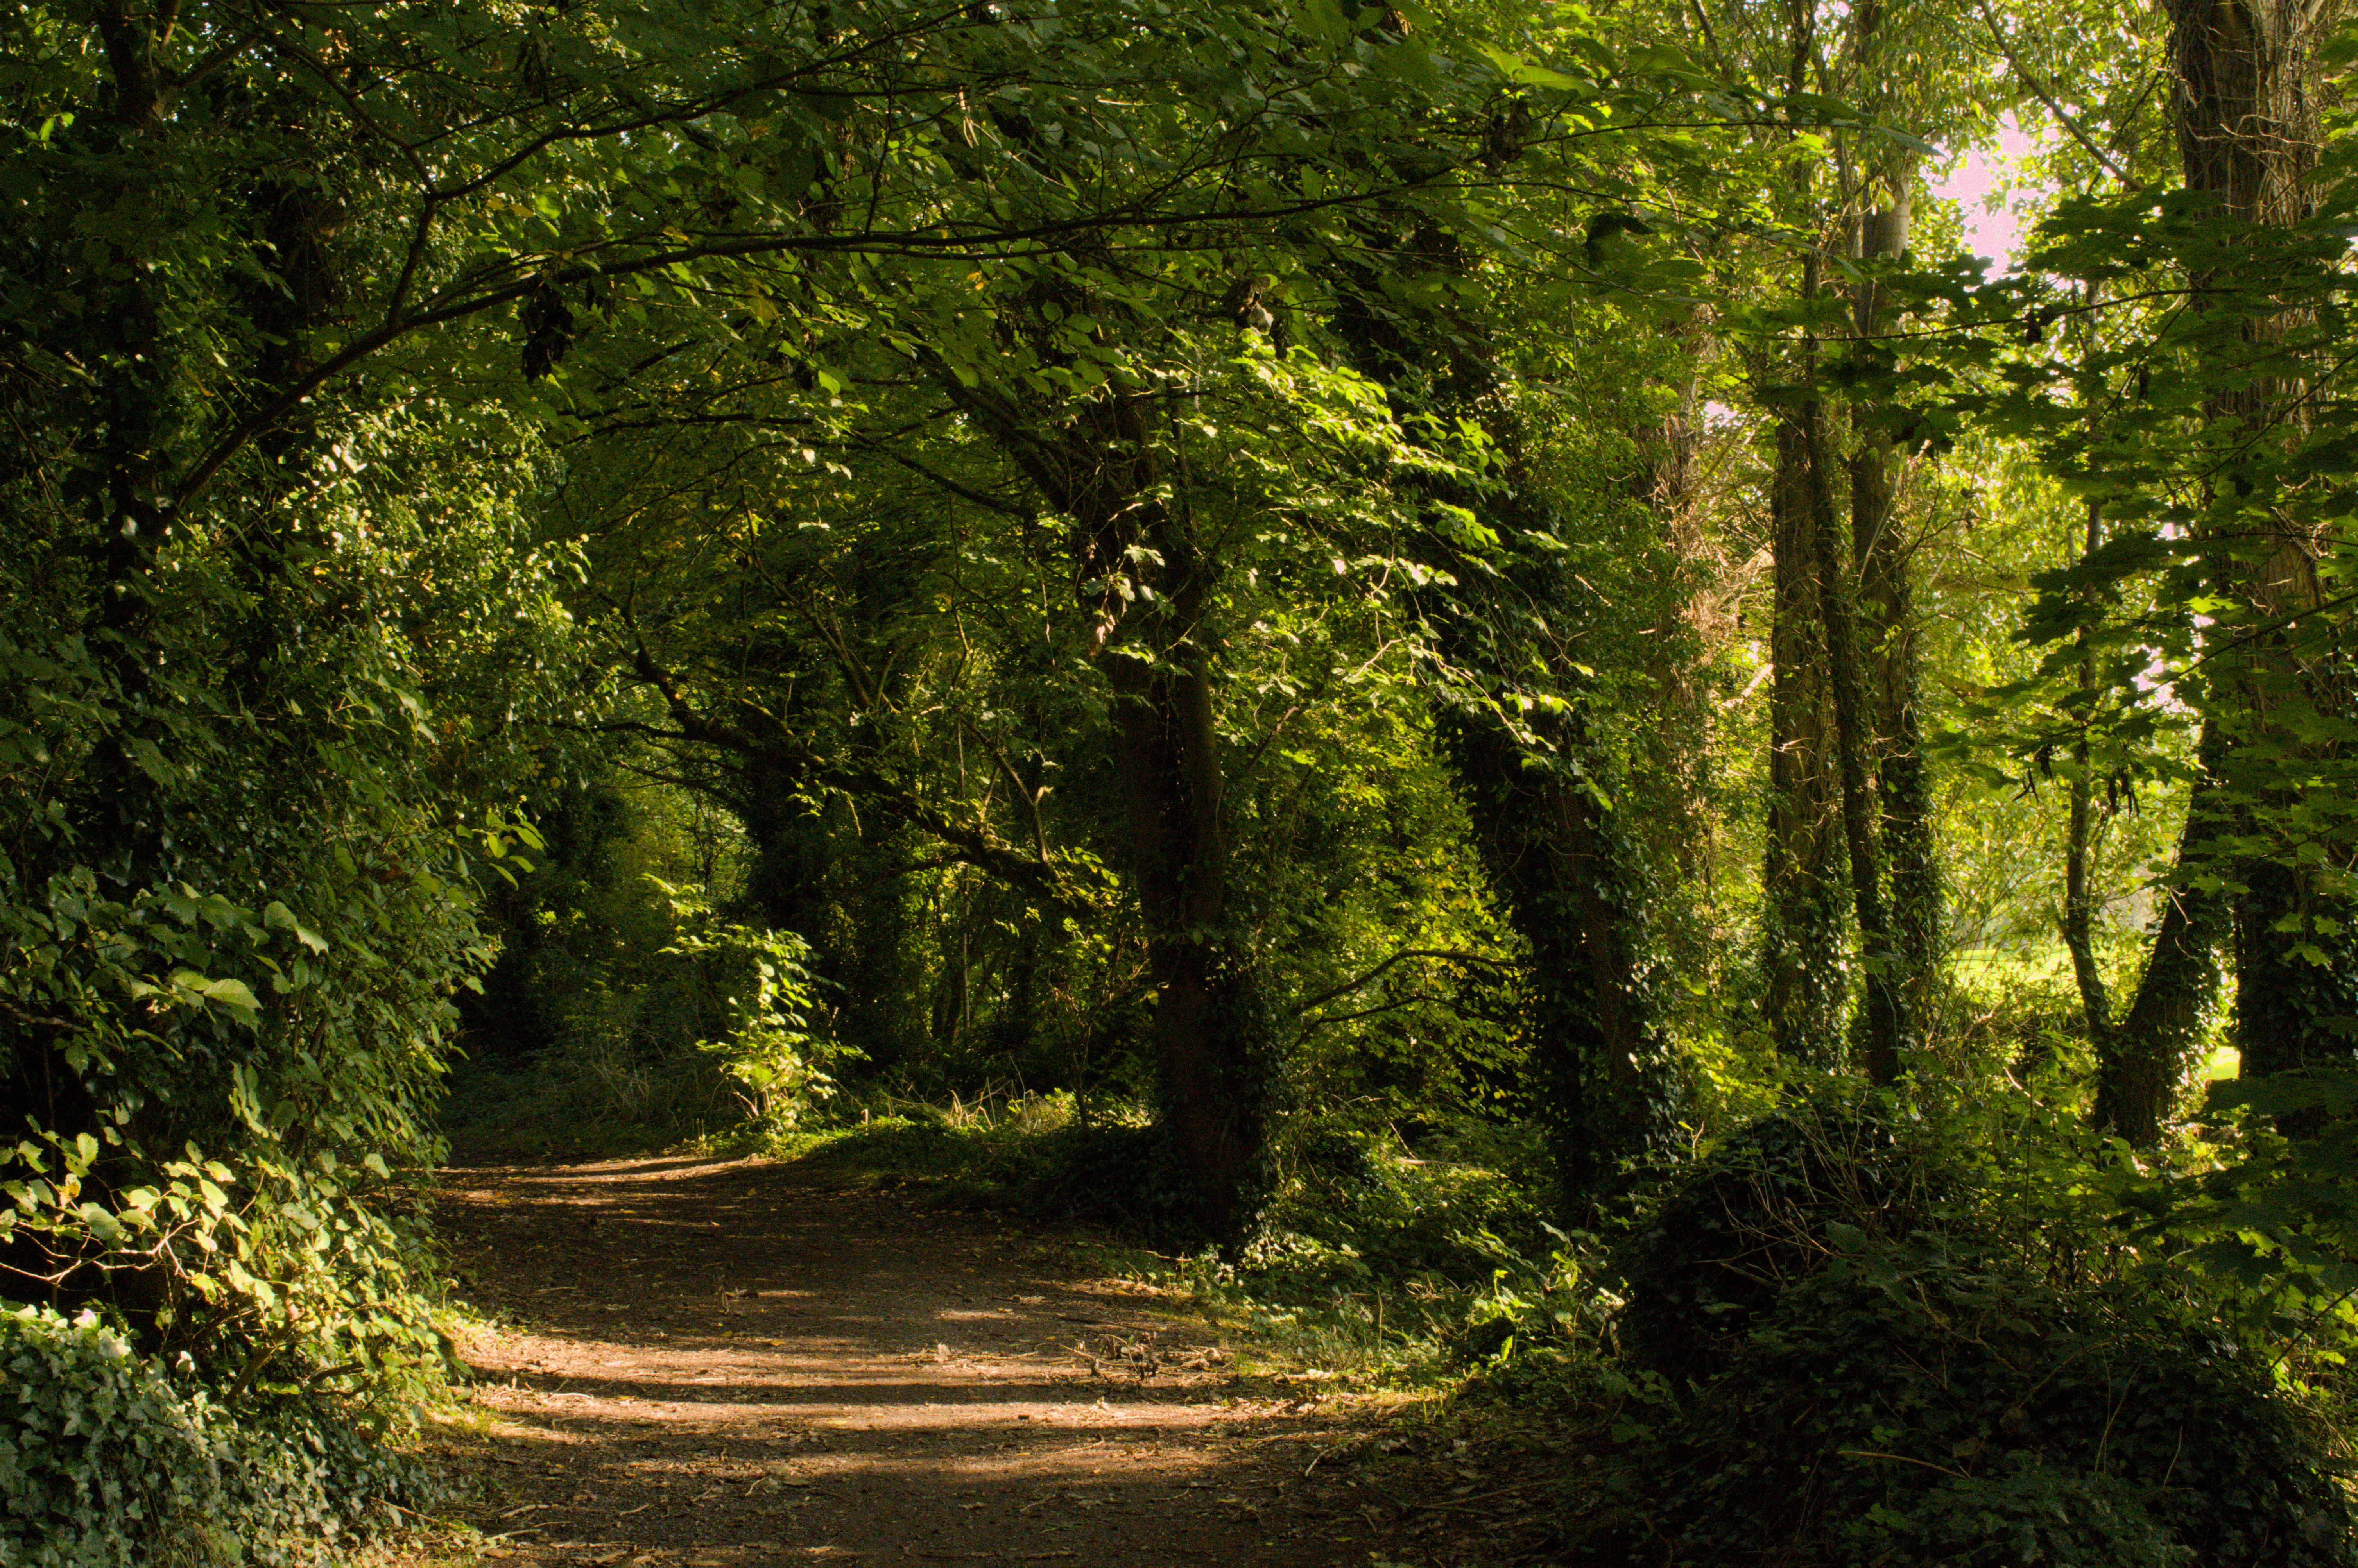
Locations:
409;1154;1567;1568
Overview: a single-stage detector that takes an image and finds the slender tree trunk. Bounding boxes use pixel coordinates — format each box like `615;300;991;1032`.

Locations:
1763;391;1849;1069
2062;761;2112;1040
1757;13;1852;1073
1851;180;1939;1049
2093;723;2229;1142
2063;499;2116;1050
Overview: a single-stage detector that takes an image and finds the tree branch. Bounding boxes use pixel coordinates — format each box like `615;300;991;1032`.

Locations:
1294;948;1513;1016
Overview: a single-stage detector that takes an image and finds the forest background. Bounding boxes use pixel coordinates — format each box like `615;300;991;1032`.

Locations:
4;0;2358;1561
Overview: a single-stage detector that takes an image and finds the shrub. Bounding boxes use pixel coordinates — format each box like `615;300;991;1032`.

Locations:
1584;1243;2354;1567
1025;1121;1175;1231
0;1304;427;1568
1280;1129;1550;1289
1616;1104;1944;1385
1593;1102;2354;1568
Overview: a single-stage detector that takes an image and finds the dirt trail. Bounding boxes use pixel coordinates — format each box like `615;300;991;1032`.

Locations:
430;1155;1426;1567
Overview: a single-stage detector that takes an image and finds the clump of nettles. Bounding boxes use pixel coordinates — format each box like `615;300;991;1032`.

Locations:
1589;1105;2356;1568
0;1304;430;1568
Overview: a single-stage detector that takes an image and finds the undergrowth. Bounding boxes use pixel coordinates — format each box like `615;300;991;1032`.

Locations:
755;1090;1617;1385
749;1085;2358;1567
0;1304;436;1568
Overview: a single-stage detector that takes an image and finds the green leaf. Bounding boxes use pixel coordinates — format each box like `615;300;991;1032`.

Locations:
203;977;260;1010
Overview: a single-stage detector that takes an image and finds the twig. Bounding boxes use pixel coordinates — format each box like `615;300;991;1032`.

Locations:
1407;1479;1550;1510
1838;1449;1966;1479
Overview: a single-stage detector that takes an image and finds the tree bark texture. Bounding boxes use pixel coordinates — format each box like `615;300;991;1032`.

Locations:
2164;0;2356;1093
1763;396;1849;1069
1850;184;1941;1051
2166;0;2323;229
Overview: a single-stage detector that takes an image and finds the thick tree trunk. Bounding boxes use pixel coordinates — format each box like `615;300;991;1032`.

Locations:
1328;247;1678;1212
950;378;1269;1241
1106;572;1269;1241
2163;0;2355;1095
2236;860;2358;1082
2166;0;2321;229
1446;707;1664;1210
5;13;183;1326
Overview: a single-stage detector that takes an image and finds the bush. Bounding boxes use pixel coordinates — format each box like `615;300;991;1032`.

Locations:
0;1304;427;1568
1616;1104;1944;1385
1025;1121;1176;1230
1586;1244;2354;1567
1279;1129;1551;1289
1592;1104;2354;1568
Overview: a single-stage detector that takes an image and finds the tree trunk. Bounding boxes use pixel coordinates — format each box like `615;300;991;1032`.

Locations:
1106;556;1269;1242
2092;725;2229;1142
1327;243;1679;1213
1851;181;1940;1051
1801;362;1903;1087
951;377;1270;1242
2166;0;2322;229
1445;706;1665;1210
2163;0;2356;1093
1763;392;1849;1069
2062;500;2116;1051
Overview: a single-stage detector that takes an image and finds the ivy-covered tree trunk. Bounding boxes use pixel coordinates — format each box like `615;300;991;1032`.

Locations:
1763;394;1848;1069
2164;0;2356;1092
1445;705;1666;1209
1325;243;1681;1212
1802;374;1903;1088
1851;181;1939;1060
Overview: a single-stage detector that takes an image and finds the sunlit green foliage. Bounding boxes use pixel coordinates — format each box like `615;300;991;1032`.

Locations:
6;0;2358;1559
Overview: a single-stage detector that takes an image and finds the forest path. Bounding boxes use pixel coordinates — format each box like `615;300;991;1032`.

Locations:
427;1154;1426;1568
